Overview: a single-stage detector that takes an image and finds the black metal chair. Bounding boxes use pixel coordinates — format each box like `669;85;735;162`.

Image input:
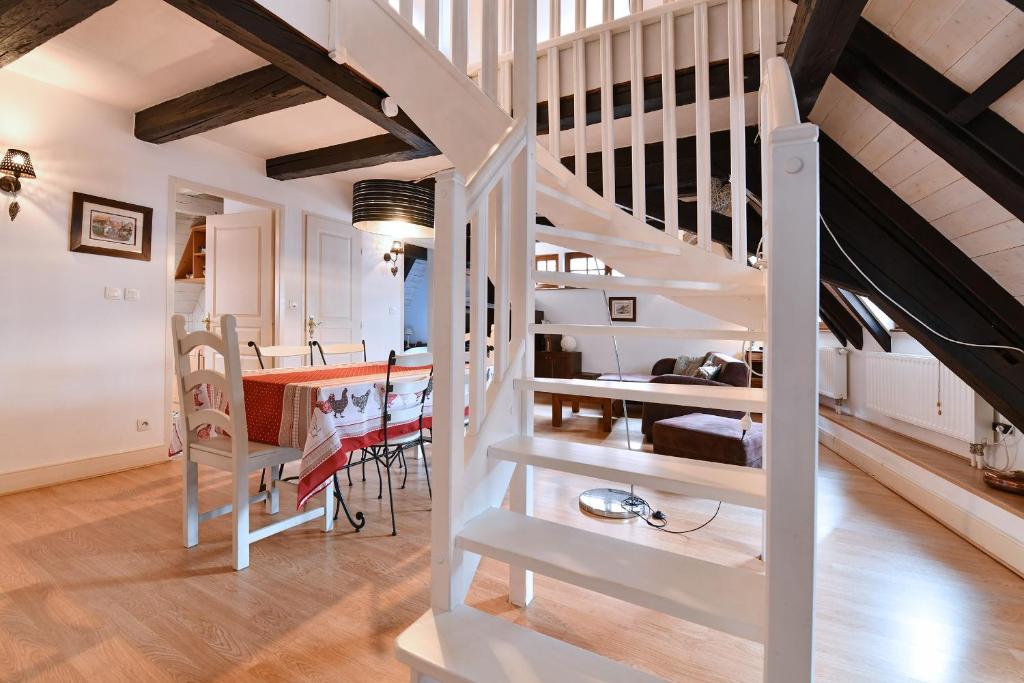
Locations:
335;349;432;536
311;340;367;364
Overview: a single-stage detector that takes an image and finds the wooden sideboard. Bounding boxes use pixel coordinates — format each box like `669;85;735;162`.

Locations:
536;351;582;379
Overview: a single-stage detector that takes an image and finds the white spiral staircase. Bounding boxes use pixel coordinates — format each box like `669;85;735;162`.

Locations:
333;1;820;681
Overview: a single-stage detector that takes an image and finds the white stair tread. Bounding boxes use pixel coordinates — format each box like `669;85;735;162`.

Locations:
517;377;766;413
529;323;763;341
532;271;765;297
457;508;766;642
489;436;766;509
534;223;676;254
395;606;666;683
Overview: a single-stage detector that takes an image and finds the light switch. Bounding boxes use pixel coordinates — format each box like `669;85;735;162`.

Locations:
125;288;141;301
388;306;397;316
105;287;123;300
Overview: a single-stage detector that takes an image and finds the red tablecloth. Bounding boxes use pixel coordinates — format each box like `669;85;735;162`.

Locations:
171;361;433;508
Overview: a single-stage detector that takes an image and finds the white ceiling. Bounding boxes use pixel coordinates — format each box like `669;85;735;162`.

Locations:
5;0;402;175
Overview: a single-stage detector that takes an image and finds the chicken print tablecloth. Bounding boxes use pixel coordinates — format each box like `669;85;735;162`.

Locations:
170;361;433;508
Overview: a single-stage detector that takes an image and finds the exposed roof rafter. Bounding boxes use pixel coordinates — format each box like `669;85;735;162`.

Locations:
783;0;868;118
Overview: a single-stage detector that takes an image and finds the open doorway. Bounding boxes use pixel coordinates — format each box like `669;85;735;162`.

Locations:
166;179;281;420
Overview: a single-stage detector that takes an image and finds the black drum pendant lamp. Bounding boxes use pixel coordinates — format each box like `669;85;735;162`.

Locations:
352;179;434;239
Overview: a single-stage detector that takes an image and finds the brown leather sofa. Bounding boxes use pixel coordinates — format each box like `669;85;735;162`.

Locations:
640;352;750;441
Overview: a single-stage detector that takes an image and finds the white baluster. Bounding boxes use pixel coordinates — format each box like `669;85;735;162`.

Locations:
550;0;561;39
575;0;586;31
629;19;646;221
547;46;561;159
469;202;488;432
600;29;615;202
661;11;678;238
425;0;440;47
399;0;413;21
728;0;747;261
482;0;499;101
494;172;511;381
603;0;614;22
759;0;777;79
452;0;468;73
694;2;711;251
573;38;587;181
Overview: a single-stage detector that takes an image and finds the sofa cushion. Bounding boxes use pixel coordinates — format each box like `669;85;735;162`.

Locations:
672;354;707;377
652;413;762;468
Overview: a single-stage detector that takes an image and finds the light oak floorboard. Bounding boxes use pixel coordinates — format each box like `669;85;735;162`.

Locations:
0;408;1021;681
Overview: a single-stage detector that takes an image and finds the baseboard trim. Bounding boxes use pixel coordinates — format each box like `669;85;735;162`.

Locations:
820;417;1024;579
0;445;168;497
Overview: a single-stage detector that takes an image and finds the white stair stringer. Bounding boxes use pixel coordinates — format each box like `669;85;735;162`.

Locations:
337;0;765;329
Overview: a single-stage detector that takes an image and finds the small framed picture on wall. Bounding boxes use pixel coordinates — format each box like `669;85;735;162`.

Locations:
608;296;637;322
69;192;153;261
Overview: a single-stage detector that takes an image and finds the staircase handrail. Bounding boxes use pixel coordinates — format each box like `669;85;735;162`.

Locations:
466;118;528;211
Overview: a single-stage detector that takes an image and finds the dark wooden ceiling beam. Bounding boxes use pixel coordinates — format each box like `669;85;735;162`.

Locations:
783;0;868;118
836;20;1024;222
267;134;436;180
819;132;1024;429
0;0;116;68
159;0;435;153
135;65;324;144
820;284;863;350
835;287;891;352
948;50;1024;125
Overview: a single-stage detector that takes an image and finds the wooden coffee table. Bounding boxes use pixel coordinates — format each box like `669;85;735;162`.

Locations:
550;372;623;433
551;394;618;432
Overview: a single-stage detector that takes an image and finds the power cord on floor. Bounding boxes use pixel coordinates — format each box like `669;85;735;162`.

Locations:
622;493;723;534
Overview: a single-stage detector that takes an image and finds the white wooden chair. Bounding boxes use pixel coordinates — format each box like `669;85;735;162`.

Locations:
173;314;333;570
311;340;367;364
247;341;314;369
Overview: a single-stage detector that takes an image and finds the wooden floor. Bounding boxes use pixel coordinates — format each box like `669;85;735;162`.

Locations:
1;407;1022;682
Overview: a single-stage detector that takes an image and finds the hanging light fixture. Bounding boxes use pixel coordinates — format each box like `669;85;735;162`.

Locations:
352;179;434;239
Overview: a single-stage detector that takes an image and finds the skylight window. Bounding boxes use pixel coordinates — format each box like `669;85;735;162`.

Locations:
859;295;895;331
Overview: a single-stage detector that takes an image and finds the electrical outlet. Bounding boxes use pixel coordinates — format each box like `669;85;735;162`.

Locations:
137;418;151;432
105;286;123;300
124;288;140;301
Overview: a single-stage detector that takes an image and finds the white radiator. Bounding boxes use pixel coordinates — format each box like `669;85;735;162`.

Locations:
865;353;987;443
818;347;848;400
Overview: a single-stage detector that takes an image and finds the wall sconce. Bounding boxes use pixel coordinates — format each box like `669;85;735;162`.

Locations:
383;240;403;277
0;149;36;221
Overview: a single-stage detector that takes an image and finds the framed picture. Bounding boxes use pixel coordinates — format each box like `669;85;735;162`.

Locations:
69;192;152;261
608;296;637;322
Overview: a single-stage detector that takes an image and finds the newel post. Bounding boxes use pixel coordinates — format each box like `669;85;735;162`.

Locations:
430;169;468;612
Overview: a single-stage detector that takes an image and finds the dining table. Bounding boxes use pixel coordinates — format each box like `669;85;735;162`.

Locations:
169;359;435;513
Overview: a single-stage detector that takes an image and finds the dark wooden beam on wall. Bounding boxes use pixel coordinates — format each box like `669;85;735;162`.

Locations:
836;20;1024;222
267;134;437;180
160;0;436;154
819;132;1024;430
135;65;324;144
0;0;116;68
538;54;760;136
820;284;864;350
818;310;849;348
948;50;1024;125
835;287;891;352
783;0;868;117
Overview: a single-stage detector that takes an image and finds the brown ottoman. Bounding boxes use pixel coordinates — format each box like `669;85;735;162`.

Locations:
652;413;762;468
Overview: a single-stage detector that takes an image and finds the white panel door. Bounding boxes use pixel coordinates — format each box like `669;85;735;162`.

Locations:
206;209;275;371
305;214;363;363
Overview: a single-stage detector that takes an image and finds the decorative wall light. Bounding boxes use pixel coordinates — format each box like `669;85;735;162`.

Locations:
0;149;36;221
383;240;404;277
352;179;434;239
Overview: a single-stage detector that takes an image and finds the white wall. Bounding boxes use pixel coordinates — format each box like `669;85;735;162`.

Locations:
360;233;405;361
535;288;746;374
0;69;402;478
